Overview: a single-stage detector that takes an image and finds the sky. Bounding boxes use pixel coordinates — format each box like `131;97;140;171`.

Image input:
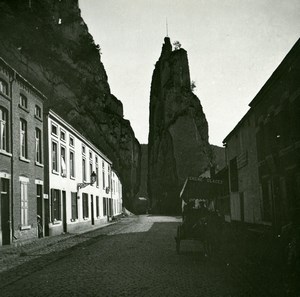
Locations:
79;0;300;146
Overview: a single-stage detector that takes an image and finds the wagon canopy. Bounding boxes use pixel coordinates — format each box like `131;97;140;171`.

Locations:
180;177;223;203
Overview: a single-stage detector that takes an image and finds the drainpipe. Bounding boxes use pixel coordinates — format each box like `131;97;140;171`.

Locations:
9;70;16;241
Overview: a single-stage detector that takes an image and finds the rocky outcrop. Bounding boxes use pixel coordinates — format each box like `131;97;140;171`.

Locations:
148;37;213;214
0;0;140;209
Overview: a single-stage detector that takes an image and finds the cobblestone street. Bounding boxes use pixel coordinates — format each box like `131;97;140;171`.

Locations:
0;215;290;297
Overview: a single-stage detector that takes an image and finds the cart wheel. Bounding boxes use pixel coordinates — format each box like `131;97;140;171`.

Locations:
176;226;181;254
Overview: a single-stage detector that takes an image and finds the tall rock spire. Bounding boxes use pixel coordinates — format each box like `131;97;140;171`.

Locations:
148;37;212;214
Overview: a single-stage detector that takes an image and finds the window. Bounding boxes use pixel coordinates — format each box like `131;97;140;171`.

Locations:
0;107;8;151
20;119;27;158
71;192;78;220
19;94;28;109
52;141;58;172
90;162;93;183
60;129;65;142
51;124;57;136
69;136;74;147
35;105;41;118
51;189;61;221
70;151;75;178
96;164;99;187
35;128;42;163
82;145;86;155
20;182;28;226
96;196;99;217
108;166;111;190
89;151;92;159
102;161;105;189
82;158;86;182
0;79;8;96
82;193;89;218
61;146;66;177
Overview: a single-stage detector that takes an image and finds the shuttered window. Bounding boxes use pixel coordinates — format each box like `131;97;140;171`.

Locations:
21;182;28;226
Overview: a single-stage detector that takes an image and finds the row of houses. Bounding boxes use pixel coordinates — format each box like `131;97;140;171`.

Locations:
217;39;300;235
0;58;123;246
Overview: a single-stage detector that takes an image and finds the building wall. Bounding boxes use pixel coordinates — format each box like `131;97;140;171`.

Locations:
252;46;300;233
11;76;45;242
45;111;122;236
111;170;123;216
224;39;300;232
225;112;262;224
0;62;13;246
0;58;45;245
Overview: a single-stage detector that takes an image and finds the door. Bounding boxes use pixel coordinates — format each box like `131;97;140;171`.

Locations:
91;195;94;225
62;191;67;233
1;179;10;245
36;185;43;238
239;192;244;222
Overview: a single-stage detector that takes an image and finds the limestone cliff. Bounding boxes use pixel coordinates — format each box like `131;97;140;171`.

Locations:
0;0;140;209
148;37;212;214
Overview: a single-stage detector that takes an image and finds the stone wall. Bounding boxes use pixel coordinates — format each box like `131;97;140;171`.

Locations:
0;0;140;210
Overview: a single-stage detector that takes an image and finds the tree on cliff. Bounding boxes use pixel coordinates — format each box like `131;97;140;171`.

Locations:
173;41;182;50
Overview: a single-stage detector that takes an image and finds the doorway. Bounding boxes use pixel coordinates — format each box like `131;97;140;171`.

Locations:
91;195;94;225
1;178;10;245
62;191;67;233
239;192;244;222
36;185;43;238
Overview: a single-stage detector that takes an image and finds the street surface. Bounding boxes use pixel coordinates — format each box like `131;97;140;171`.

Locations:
0;215;273;297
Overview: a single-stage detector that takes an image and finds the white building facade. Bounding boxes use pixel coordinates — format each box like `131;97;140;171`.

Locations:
44;110;122;236
111;169;123;217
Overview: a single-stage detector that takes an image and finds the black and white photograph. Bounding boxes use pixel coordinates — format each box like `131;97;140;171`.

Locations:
0;0;299;296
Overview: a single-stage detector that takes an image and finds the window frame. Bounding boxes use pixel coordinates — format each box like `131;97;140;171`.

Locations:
35;105;42;119
69;135;74;147
60;129;66;142
19;94;28;109
82;157;86;182
60;145;67;177
20;119;28;159
69;150;75;178
0;79;8;96
51;123;58;137
20;181;29;227
35;128;42;164
52;140;59;173
0;106;9;152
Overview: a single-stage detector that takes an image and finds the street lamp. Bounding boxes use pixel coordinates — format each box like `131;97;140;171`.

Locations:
77;171;97;191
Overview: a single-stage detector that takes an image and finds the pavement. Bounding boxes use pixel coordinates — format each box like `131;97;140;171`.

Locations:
0;218;119;274
0;215;299;297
